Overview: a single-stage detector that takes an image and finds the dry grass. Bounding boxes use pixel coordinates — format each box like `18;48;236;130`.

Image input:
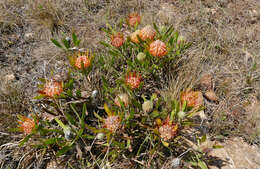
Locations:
0;0;259;168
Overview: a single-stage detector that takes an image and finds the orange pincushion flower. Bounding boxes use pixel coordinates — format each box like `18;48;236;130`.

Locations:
75;52;92;69
139;25;156;41
39;80;63;98
149;40;168;57
159;117;178;141
111;32;125;47
125;72;142;89
180;90;204;108
130;30;140;43
103;115;121;133
18;116;37;135
127;13;141;27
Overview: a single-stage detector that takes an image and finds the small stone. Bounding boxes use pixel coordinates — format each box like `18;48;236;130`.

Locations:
205;90;218;101
91;90;98;98
24;33;34;39
46;160;58;169
81;91;90;98
171;158;181;168
4;74;15;82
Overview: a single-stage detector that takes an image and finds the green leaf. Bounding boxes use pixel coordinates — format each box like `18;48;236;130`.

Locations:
94;112;104;121
112;140;125;149
70;104;80;121
213;144;224;149
56;145;72;156
150;110;160;118
198;161;208;169
170;109;175;122
182;100;187;111
81;103;87;127
100;41;111;48
39;128;63;135
64;111;76;125
51;39;63;48
153;23;160;34
162;141;169;147
82;134;95;139
75;40;81;47
19;134;32;146
8;128;21;132
201;135;207;143
42;138;62;146
76;89;81;97
38;78;46;83
55;118;67;130
33;95;45;100
72;33;78;46
62;38;70;49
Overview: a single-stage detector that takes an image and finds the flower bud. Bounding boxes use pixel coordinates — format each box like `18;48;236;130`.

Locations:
177;35;185;45
97;133;105;140
137;52;146;61
64;126;72;140
142;100;153;113
114;93;129;107
177;111;186;120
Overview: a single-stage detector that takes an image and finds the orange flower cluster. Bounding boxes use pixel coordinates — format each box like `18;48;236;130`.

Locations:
158;117;178;141
18;116;37;135
180;90;204;108
74;51;92;69
128;20;168;58
149;40;168;57
127;13;141;27
139;25;156;41
130;30;141;43
39;80;63;98
125;72;142;89
103;115;121;133
111;32;125;47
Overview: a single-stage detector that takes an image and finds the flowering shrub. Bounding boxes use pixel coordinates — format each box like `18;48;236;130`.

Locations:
13;13;217;168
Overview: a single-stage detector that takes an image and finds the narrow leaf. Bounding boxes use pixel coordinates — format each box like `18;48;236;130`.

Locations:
51;39;63;48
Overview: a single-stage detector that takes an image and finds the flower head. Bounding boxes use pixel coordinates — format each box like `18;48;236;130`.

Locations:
180;90;203;108
127;13;141;27
125;72;142;89
159;117;178;141
149;40;167;57
74;51;92;69
39;80;63;98
111;32;125;47
103;115;121;133
130;30;140;43
139;25;156;41
18;116;37;135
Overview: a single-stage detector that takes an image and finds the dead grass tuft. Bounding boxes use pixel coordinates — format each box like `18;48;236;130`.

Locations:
26;0;65;36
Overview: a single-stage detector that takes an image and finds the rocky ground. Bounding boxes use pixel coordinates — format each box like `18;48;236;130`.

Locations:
0;0;259;168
